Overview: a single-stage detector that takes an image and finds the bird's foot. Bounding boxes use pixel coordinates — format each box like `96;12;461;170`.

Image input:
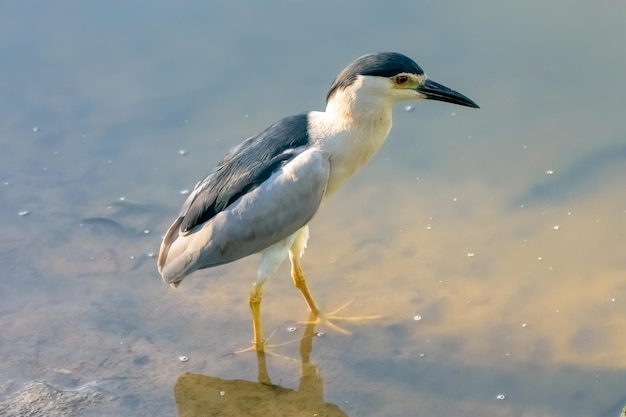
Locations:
226;329;299;359
302;299;383;335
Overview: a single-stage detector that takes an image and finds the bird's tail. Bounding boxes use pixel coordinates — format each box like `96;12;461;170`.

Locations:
157;216;183;272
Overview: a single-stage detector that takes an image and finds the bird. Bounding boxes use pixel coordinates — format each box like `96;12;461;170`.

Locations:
157;52;479;352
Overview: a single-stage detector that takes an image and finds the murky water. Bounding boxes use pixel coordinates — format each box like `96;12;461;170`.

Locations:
1;2;625;416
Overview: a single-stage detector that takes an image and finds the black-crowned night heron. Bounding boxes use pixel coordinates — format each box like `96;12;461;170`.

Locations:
158;52;479;351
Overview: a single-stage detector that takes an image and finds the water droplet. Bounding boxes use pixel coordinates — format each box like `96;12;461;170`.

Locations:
286;326;297;333
404;105;414;112
179;355;189;362
546;170;554;175
147;253;155;258
553;225;560;230
537;257;543;261
18;210;30;217
179;149;187;156
219;391;225;396
32;126;39;133
143;229;150;234
496;394;506;400
315;331;325;338
451;112;457;117
413;315;422;321
180;189;190;195
467;252;475;257
521;323;528;328
419;353;425;357
425;225;432;230
119;196;126;202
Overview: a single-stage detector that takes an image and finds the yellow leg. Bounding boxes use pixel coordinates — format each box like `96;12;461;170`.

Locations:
290;256;320;316
290;254;382;334
249;283;265;353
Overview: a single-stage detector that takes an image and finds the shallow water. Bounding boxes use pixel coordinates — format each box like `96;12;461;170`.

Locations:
1;2;625;416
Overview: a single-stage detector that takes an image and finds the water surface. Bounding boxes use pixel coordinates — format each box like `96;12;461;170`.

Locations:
1;2;625;416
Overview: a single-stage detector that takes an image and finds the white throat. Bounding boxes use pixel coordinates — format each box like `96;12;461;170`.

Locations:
308;79;396;197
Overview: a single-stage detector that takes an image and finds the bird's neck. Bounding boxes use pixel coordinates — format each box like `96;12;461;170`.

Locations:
311;90;394;196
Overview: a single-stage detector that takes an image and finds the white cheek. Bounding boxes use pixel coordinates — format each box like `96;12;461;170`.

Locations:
397;88;422;101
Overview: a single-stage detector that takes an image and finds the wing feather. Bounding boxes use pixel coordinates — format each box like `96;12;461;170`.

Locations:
158;112;329;284
179;113;310;233
159;148;329;284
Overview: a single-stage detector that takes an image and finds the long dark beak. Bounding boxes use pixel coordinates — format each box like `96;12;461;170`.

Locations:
417;79;479;108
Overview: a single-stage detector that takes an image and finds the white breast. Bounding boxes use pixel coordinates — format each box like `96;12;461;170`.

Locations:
307;107;393;197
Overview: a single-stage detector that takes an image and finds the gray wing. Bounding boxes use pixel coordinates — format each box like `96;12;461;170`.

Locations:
179;113;311;233
158;147;329;285
158;113;311;279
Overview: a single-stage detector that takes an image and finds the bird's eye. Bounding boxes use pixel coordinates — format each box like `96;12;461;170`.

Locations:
395;75;409;85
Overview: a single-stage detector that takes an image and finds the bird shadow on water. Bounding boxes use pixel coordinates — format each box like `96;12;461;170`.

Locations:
173;313;349;417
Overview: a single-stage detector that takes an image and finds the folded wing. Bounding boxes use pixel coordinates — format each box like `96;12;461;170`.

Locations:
158;114;329;285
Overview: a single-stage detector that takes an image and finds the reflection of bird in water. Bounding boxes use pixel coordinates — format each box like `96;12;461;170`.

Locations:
158;52;479;351
174;314;348;417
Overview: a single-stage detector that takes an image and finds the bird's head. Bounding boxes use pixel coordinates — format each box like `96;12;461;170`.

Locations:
326;52;479;110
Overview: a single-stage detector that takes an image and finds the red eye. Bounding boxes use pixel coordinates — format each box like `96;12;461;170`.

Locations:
395;75;408;84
